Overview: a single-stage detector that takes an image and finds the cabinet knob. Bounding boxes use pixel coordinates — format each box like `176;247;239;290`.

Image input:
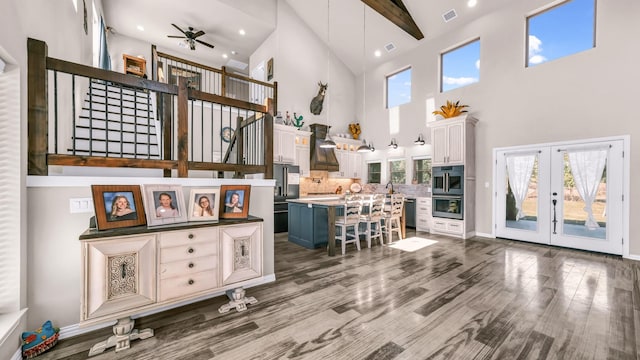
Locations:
188;262;194;268
188;233;194;239
188;279;194;285
188;247;195;254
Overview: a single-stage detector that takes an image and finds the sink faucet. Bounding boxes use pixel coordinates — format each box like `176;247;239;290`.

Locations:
386;181;394;194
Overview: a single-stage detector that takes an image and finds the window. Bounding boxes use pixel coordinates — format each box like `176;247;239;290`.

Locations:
388;159;406;184
413;158;432;184
367;162;381;184
527;0;595;67
441;39;480;92
386;67;411;108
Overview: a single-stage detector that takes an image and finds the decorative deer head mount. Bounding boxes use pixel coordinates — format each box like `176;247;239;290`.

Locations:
310;82;328;115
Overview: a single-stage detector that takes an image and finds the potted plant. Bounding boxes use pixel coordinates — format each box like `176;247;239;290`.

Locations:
433;100;469;119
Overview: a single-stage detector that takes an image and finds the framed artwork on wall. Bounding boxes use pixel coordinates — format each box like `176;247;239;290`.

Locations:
219;185;251;219
188;188;220;222
267;58;273;81
91;185;147;230
142;184;188;226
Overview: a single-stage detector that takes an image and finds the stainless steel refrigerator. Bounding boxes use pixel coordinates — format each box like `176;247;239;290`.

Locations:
274;164;300;233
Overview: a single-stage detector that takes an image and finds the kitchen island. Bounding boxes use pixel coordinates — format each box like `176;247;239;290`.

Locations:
287;195;405;256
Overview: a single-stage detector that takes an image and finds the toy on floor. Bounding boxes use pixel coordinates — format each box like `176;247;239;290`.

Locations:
22;320;60;359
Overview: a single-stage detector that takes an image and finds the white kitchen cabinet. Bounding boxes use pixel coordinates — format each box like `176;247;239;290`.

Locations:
428;115;477;167
294;131;311;177
274;124;297;164
431;218;464;235
329;138;364;179
415;197;432;232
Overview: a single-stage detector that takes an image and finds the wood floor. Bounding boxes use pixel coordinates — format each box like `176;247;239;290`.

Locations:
38;231;640;359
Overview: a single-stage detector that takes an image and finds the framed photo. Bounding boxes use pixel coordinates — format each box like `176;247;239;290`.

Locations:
266;57;274;81
219;185;251;219
142;184;188;226
188;188;220;222
91;185;146;230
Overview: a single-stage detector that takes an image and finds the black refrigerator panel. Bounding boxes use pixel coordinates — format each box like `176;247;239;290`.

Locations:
274;164;300;201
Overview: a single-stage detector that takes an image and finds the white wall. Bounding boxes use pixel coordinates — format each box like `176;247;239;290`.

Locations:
250;0;356;135
361;0;640;254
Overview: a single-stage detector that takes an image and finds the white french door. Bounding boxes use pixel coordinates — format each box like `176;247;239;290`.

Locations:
495;139;624;255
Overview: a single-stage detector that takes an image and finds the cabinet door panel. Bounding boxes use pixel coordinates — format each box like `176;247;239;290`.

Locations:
82;235;156;321
431;126;448;165
220;223;263;285
446;122;464;164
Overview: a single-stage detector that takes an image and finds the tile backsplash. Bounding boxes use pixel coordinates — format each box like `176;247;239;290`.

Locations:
299;171;431;198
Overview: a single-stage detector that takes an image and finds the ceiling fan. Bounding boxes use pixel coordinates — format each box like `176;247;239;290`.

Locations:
167;24;215;50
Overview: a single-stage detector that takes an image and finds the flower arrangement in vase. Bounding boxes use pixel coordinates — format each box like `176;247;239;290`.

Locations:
348;123;361;139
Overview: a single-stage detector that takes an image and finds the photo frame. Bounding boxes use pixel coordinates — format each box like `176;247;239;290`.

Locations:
219;185;251;219
267;57;273;81
91;185;147;230
188;188;221;222
142;184;188;226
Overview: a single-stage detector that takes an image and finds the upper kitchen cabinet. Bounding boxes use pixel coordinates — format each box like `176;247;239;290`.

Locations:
274;124;296;163
295;131;311;177
329;138;363;179
428;116;478;168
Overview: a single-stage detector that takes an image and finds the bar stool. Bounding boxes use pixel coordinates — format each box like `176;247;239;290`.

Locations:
359;194;385;248
335;195;362;255
382;194;404;243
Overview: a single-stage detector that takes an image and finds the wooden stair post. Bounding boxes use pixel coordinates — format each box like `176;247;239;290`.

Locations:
28;38;48;175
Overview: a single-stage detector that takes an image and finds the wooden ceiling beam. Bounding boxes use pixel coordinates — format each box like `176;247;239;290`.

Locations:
362;0;424;40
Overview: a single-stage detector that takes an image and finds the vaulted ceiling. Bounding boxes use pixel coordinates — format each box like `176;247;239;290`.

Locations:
102;0;509;75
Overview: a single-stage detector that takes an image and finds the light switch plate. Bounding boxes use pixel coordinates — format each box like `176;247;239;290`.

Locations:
70;198;94;213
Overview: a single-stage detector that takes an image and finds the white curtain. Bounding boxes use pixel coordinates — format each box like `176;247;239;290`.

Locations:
506;154;536;220
567;148;608;230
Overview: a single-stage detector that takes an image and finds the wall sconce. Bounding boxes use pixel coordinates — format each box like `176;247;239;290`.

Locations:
414;133;425;145
388;138;398;149
369;142;375;152
357;139;370;153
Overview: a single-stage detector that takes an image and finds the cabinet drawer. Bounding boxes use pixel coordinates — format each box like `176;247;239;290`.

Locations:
432;220;448;232
159;255;217;280
160;242;217;263
159;229;218;248
416;205;431;214
417;197;431;206
416;217;430;227
159;269;218;302
447;221;463;234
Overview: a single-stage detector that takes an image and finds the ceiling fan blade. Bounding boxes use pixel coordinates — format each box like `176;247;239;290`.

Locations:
192;30;205;39
171;23;187;36
167;35;185;38
196;39;215;48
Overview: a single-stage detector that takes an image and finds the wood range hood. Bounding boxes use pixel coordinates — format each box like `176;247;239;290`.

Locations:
309;123;339;172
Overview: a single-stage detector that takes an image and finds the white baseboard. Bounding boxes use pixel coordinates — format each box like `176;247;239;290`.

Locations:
623;254;640;262
11;348;21;360
59;274;276;340
475;232;494;238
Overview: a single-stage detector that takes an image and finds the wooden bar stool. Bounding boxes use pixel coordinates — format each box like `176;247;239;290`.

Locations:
382;194;404;244
359;194;385;248
335;195;362;255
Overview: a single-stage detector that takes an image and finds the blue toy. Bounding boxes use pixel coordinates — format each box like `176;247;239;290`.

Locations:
22;320;59;359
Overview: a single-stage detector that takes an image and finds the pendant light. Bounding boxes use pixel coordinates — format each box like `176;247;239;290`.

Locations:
356;4;373;153
320;0;337;149
414;133;425;145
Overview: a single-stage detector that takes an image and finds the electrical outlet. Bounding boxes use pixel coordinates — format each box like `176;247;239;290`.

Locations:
70;198;94;214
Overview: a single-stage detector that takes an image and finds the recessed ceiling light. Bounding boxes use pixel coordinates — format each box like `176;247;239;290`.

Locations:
467;0;477;7
136;25;144;31
374;50;381;57
239;29;246;36
231;50;238;55
222;54;228;59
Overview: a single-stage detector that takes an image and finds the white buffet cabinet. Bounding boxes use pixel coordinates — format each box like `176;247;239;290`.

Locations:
80;219;263;355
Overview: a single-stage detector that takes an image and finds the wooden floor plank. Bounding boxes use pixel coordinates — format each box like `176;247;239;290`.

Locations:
37;232;640;360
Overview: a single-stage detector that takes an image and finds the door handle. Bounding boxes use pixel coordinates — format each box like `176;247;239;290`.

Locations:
552;192;558;234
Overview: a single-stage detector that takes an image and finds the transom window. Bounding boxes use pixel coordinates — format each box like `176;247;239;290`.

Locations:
441;39;480;92
367;162;381;184
386;67;411;109
388;159;406;184
413;158;432;184
527;0;596;67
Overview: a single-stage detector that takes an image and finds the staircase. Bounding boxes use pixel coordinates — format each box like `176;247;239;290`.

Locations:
71;80;161;158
